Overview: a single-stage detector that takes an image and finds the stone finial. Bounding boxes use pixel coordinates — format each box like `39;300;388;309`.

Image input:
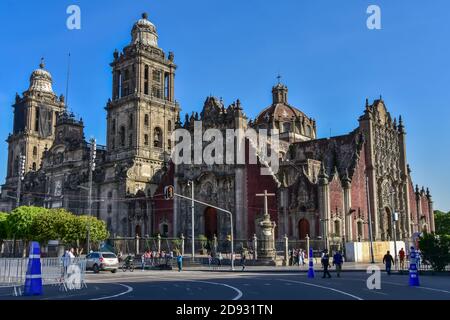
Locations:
426;188;431;198
142;12;148;19
168;51;174;61
113;49;119;60
39;57;45;69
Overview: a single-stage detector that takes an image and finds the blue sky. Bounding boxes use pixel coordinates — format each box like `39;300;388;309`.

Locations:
0;0;449;211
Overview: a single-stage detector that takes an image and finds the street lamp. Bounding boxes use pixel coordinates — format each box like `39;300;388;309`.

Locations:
87;138;97;253
187;180;195;261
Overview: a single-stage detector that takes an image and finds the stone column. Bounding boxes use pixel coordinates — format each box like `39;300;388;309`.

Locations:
415;185;421;233
157;234;161;253
284;235;289;266
318;164;330;250
342;173;352;242
305;234;310;262
181;234;185;255
426;189;435;233
135;235;140;255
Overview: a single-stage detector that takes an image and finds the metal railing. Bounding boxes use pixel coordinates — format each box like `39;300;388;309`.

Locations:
0;257;87;296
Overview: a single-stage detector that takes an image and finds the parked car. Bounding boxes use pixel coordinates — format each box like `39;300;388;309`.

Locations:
86;252;119;273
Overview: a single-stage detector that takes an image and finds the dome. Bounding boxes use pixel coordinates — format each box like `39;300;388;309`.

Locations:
131;13;158;47
255;83;308;124
29;59;54;94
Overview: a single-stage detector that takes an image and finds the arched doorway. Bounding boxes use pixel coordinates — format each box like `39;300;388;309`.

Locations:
204;207;218;239
298;219;310;240
135;225;142;237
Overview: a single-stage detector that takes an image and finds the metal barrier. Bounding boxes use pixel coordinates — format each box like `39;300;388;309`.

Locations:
0;257;87;296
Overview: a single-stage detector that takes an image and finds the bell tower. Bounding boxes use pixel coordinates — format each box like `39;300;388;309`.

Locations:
105;13;180;194
5;59;65;184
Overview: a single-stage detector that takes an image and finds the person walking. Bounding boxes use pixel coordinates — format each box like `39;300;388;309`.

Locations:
218;252;223;269
332;250;343;277
177;253;183;272
141;253;146;271
399;248;406;271
241;251;247;271
383;251;395;275
321;249;332;278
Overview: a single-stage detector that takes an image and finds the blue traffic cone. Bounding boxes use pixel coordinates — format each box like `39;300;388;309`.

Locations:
408;247;420;287
307;248;314;278
23;241;43;296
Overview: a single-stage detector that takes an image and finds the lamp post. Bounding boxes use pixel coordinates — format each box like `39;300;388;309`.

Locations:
187;180;195;261
87;138;96;253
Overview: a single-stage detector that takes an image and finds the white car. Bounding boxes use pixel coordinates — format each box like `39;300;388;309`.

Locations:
86;252;119;273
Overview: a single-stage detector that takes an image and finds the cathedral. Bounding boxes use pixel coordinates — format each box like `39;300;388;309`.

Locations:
0;13;435;246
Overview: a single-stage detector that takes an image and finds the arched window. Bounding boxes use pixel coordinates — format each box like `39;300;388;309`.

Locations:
33;146;37;157
168;120;172;132
144;65;149;95
334;220;341;237
282;122;291;133
306;125;312;137
32;162;36;171
153;70;161;82
108;191;113;199
168;139;172;150
120;126;125;146
128;113;133;129
144;134;149;146
357;221;363;240
153;127;162;148
144;114;149;127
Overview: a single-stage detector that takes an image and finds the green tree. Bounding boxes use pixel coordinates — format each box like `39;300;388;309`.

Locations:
31;208;73;244
7;206;47;256
434;210;450;236
0;212;9;240
61;215;109;253
419;232;450;272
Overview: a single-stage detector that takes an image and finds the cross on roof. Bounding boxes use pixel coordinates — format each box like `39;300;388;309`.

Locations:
277;74;282;84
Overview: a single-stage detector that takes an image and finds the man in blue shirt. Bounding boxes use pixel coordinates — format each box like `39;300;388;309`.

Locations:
177;254;183;272
333;251;344;277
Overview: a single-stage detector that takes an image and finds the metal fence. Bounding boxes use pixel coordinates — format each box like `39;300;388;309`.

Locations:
0;257;87;296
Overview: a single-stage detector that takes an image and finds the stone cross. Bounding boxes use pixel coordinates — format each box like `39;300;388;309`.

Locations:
256;190;276;217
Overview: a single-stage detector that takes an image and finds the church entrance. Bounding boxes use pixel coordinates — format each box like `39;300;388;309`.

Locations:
135;225;142;237
204;207;218;240
298;219;310;240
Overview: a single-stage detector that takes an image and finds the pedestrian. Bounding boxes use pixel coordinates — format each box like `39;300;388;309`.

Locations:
332;250;343;277
321;249;332;278
208;253;213;269
177;253;183;272
302;250;306;266
218;252;223;269
241;251;247;271
141;253;146;271
399;248;405;270
416;248;422;270
298;249;304;267
289;249;293;266
383;250;395;275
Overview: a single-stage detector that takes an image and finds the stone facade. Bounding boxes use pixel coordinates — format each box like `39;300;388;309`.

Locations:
0;13;434;245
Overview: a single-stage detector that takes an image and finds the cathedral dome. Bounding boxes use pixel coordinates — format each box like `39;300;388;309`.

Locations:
255;83;308;123
29;59;54;94
131;13;158;47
